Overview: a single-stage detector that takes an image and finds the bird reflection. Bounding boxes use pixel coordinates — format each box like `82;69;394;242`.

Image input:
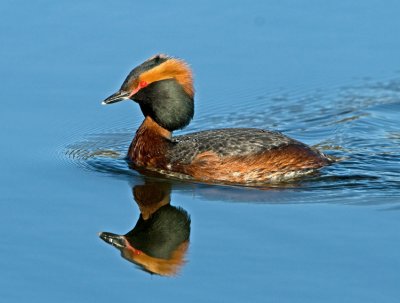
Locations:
99;180;191;276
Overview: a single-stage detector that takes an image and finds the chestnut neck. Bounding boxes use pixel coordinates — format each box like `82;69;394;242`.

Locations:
128;116;171;167
137;116;172;139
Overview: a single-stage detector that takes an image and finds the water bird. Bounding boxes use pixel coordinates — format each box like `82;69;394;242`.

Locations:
102;54;331;184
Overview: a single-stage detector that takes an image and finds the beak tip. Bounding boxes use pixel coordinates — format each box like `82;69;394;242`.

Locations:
102;90;130;106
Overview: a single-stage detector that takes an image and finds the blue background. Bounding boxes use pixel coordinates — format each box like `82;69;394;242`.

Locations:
1;1;400;302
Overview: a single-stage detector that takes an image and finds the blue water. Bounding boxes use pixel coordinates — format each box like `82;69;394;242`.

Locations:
1;1;400;302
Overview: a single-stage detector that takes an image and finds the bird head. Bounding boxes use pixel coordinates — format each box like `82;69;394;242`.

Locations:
102;54;194;131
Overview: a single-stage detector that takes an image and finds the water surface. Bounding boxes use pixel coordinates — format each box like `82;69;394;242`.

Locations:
1;1;400;302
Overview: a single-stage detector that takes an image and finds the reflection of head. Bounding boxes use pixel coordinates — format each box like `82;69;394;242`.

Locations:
100;180;191;276
126;204;190;259
123;204;190;276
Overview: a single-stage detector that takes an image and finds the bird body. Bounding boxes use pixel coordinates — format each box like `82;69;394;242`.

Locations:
103;54;331;184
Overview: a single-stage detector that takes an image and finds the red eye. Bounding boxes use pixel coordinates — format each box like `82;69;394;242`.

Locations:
128;80;149;97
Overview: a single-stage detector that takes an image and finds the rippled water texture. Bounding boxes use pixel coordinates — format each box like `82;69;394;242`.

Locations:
1;1;400;303
67;79;400;204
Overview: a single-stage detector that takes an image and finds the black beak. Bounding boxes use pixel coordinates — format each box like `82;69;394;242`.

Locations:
102;90;130;105
99;232;127;249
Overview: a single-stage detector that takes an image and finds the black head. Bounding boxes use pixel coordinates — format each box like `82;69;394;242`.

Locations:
102;54;194;131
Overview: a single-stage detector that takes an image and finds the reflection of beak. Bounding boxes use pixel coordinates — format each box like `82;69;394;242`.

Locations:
99;232;126;249
101;90;130;105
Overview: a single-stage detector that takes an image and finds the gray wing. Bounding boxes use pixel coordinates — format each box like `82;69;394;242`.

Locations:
167;128;299;164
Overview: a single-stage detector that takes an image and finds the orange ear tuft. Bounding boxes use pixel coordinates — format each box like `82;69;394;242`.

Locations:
139;58;194;97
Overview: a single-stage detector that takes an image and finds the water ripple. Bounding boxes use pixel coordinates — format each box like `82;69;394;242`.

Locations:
64;78;400;205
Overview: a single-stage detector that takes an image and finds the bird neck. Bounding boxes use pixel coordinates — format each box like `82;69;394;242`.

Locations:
137;116;172;139
128;116;171;167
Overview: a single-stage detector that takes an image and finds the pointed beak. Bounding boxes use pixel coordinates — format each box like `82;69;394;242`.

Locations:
102;90;130;105
99;232;127;249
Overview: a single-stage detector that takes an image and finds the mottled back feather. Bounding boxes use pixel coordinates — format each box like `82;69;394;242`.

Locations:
167;128;300;165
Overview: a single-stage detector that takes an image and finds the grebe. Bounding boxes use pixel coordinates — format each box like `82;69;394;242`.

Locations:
102;54;331;184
